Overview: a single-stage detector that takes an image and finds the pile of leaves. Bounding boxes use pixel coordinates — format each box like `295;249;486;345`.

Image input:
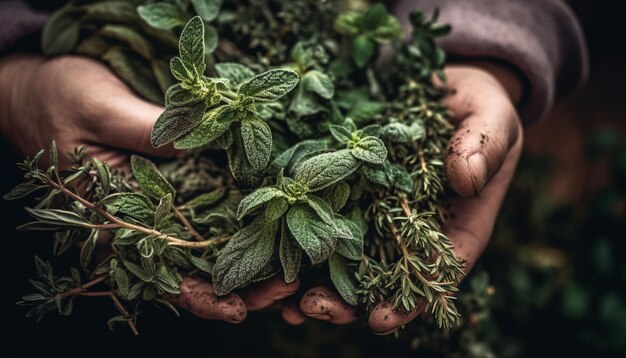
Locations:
6;0;465;334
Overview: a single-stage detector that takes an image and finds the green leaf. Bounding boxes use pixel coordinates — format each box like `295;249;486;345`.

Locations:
102;193;155;222
173;105;233;149
151;101;207;147
179;16;206;76
100;24;154;59
305;195;335;224
169;57;194;84
329;254;359;305
241;114;273;171
286;204;336;264
137;3;186;30
131;155;175;200
25;208;92;228
114;268;130;297
334;11;362;36
303;70;334;99
237;187;286;220
329;125;352;144
214;63;255;86
294;149;361;191
372;17;403;43
212;218;279;295
154;194;173;227
180;188;224;209
124;260;153;282
264;197;289;222
205;25;218;54
362;3;389;29
190;255;214;274
101;47;163;104
387;162;413;192
165;84;195;106
382;121;424;142
279;221;302;283
191;0;223;22
152;60;176;93
226;131;263;188
239;69;299;103
156;266;181;294
351;136;387;164
80;230;99;268
334;217;363;260
352;34;375;68
352;35;376;68
49;140;58;168
320;181;350;212
269;139;329;174
42;7;80;55
3;183;43;200
92;157;111;196
84;1;139;23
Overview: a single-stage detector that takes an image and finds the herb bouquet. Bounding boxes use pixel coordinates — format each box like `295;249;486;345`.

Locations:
6;0;465;334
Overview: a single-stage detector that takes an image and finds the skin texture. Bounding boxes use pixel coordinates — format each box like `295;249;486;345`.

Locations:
0;54;294;322
297;63;525;333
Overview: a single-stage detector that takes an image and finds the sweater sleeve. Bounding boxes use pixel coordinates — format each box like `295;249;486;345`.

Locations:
0;0;47;52
394;0;589;124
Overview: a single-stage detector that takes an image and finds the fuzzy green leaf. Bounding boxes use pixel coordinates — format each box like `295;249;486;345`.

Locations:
237;187;286;220
179;16;206;76
124;260;153;282
42;7;80;55
352;35;375;68
279;221;302;283
334;11;362;36
191;0;223;22
305;195;335;224
173;106;234;149
351;136;387;164
131;155;175;200
320;181;350;212
151;101;207;147
239;69;299;103
214;63;255;86
3;183;43;200
212;218;279;295
92;157;111;196
101;47;163;104
169;57;194;84
264;197;290;222
102;193;155;222
329;254;359;305
80;230;99;268
137;3;186;30
100;24;154;59
190;255;214;274
362;3;389;29
241;114;273;171
165;84;195;106
24;208;92;228
84;1;139;23
294;149;361;191
303;70;334;99
154;194;173;227
334;217;363;260
286;204;336;264
205;25;218;54
329;125;352;144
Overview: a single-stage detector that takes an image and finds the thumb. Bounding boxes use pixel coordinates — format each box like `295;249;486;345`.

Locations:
97;94;179;158
443;69;522;197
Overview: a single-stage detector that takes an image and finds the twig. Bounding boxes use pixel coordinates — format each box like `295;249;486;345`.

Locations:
173;207;204;241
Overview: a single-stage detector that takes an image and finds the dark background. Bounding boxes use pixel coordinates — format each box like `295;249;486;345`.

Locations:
2;1;625;356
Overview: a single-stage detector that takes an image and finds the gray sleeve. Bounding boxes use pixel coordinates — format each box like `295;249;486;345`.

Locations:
0;0;47;52
394;0;589;124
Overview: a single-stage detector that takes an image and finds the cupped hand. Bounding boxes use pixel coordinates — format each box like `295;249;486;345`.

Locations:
0;54;299;323
295;63;524;333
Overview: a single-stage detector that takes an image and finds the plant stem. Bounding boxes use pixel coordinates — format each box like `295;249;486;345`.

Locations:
173;207;204;241
168;235;230;248
60;275;108;299
79;290;139;335
49;180;189;246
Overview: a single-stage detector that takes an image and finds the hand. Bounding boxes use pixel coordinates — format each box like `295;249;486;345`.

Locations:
0;54;299;322
0;54;175;169
296;63;524;332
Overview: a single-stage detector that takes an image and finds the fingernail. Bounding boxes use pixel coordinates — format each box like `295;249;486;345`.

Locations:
467;153;488;195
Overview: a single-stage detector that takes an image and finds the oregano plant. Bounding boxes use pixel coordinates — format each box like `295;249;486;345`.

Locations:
8;0;466;335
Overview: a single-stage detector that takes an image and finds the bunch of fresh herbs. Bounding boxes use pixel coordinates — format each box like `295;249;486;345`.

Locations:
6;0;465;334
